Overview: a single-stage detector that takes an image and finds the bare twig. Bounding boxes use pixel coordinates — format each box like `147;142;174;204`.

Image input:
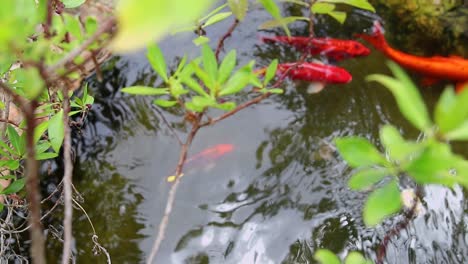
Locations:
214;19;239;61
0;81;27;113
47;17;116;74
24;101;46;264
61;90;74;264
147;114;202;263
0;118;21;129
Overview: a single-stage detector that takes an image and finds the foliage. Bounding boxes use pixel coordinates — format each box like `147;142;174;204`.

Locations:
315;249;374;264
335;61;468;226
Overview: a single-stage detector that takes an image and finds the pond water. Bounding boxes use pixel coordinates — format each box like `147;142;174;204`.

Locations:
44;3;468;264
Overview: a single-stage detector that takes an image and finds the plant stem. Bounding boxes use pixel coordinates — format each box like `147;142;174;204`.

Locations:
61;91;74;264
24;101;46;264
146;114;202;264
215;19;239;61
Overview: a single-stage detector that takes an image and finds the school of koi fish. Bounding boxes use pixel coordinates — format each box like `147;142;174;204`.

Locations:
258;20;468;94
176;21;468;173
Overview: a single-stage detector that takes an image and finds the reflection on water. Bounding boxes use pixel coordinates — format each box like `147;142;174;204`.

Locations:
44;4;468;264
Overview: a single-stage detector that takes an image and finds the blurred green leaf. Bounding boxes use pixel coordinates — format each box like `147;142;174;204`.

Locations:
311;2;335;13
34;120;49;144
0;160;20;170
367;62;432;132
203;12;232;27
169;79;188;98
380;125;422;162
62;0;86;8
268;88;284;94
218;50;237;84
345;251;373;264
48;110;65;153
193;62;214;90
121;86;169;95
435;87;468;134
147;44;168;81
213;101;236;111
153;99;178;107
314;249;340;264
202;44;218;87
405;142;458;186
181;76;210;97
193;36;210;46
14;68;45;100
63;14;82;40
264;59;278;86
228;0;248;21
36;152;59;160
258;16;308;31
320;0;375;12
445;121;468;141
112;0;214;52
349;168;390;190
335;137;388;168
364;180;401;226
0;178;25;195
85;17;98;35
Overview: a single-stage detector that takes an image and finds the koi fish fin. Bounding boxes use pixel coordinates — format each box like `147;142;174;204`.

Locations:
456;81;468;93
420;76;441;87
307;82;326;94
356;21;388;51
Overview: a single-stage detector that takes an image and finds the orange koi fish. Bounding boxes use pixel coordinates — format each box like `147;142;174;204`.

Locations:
260;35;370;61
357;21;468;92
186;144;234;165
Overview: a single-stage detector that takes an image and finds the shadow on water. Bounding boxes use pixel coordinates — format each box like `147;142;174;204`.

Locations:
44;3;468;264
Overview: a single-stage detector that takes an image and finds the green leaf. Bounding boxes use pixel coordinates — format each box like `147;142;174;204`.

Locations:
63;14;82;39
201;44;218;86
0;160;20;170
193;36;210;46
405;142;458;186
435;87;468;134
268;88;284;94
169;79;188;98
367;62;432;131
314;249;341;264
228;0;248;21
258;0;281;19
121;86;169;95
445;121;468;141
203;12;232;27
36;141;51;155
258;16;308;30
111;0;214;52
34;120;49;144
85;17;98;35
364;180;402;226
327;11;346;24
335;137;388;168
213;102;236;111
36;152;59;160
62;0;86;8
0;178;25;195
345;251;373;264
181;76;210;97
311;2;335;13
219;64;253;96
218;50;237;84
320;0;375;12
153;99;178;107
380;125;422;161
348;168;390;191
264;59;278;86
147;44;168;81
14;68;45;100
193;62;214;90
199;3;228;22
7;125;23;156
48;110;65;153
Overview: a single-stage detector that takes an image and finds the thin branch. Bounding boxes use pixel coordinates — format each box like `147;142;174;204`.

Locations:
147;114;202;264
215;19;239;61
0;118;21;129
61;91;74;264
24;101;46;264
47;18;116;74
0;81;27;113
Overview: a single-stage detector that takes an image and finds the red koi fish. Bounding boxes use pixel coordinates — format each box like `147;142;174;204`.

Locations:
357;21;468;92
260;36;370;61
186;144;234;166
257;62;352;83
256;62;352;93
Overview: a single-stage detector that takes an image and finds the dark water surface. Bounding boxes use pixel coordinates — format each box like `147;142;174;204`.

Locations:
45;4;468;264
